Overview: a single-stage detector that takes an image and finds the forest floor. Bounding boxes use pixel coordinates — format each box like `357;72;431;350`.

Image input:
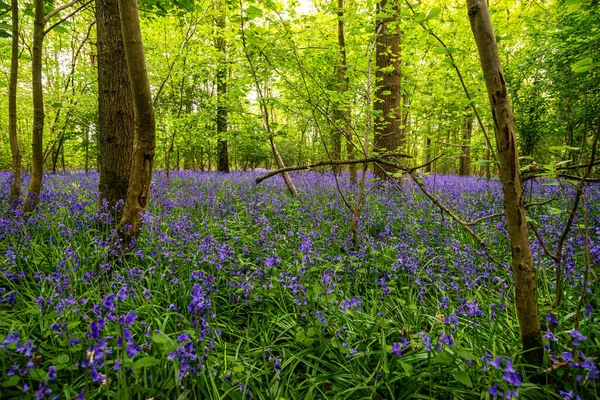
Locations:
0;171;598;399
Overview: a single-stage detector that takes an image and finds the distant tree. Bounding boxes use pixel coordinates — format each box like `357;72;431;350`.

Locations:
8;0;21;205
23;0;92;212
215;0;229;173
96;0;135;218
118;0;156;246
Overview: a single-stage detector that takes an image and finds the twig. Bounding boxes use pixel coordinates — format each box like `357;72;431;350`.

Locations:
408;172;485;247
551;115;599;308
573;197;593;330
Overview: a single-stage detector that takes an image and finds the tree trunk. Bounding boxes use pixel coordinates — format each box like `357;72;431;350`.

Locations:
118;0;156;247
467;0;542;366
8;0;21;205
84;126;89;174
216;1;229;173
460;112;472;176
97;0;135;216
22;0;45;212
373;0;403;179
334;0;355;183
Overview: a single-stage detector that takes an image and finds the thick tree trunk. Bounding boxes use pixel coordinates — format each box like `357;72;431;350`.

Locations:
22;0;45;212
9;0;21;205
118;0;156;247
373;0;403;179
467;0;543;366
96;0;135;216
216;3;229;173
460;112;472;176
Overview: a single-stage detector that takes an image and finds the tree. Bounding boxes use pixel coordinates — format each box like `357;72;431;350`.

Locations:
215;0;229;173
22;0;45;212
118;0;156;246
8;0;21;205
22;0;91;212
373;0;403;179
467;0;542;366
96;0;135;217
333;0;356;183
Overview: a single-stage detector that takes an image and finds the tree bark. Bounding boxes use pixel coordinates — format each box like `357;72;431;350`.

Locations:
118;0;156;247
97;0;135;216
9;0;21;205
467;0;542;366
373;0;403;179
334;0;356;183
84;125;89;174
460;111;472;176
216;2;230;173
22;0;45;212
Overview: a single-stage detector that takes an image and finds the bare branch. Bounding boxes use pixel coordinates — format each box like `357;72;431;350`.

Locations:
44;0;82;23
44;0;92;36
254;153;411;184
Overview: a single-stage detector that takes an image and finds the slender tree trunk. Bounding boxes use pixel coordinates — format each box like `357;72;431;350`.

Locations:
373;0;403;179
61;143;65;172
84;126;89;174
97;0;135;216
460;112;472;176
216;1;229;173
22;0;45;212
467;0;542;366
239;6;297;196
334;0;356;183
9;0;21;205
118;0;156;247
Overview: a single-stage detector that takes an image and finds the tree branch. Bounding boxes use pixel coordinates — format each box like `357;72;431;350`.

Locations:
254;153;412;184
44;0;92;36
44;0;82;23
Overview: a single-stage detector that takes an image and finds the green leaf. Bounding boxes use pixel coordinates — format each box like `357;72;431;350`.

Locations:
433;350;455;364
571;57;593;73
1;375;20;388
245;5;263;19
475;159;496;166
548;207;563;215
29;369;49;381
453;371;473;387
426;7;441;20
399;361;413;376
151;332;173;345
55;354;70;364
567;2;581;13
414;12;427;22
455;349;476;361
233;364;245;373
133;356;159;370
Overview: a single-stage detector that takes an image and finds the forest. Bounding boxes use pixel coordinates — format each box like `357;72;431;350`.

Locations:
0;0;599;398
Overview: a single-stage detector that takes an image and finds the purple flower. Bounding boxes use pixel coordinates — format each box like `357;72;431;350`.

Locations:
569;330;587;346
48;365;57;380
